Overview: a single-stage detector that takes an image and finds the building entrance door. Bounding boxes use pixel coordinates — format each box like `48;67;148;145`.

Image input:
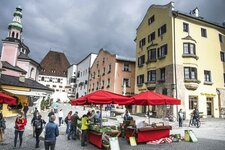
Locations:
207;97;213;117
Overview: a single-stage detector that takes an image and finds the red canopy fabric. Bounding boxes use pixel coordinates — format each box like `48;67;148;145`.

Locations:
0;92;17;105
132;91;181;105
70;90;134;105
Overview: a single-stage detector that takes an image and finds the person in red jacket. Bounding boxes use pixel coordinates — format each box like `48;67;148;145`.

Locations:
14;112;27;148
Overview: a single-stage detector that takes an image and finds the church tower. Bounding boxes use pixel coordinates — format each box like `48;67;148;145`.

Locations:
8;6;23;39
1;6;25;66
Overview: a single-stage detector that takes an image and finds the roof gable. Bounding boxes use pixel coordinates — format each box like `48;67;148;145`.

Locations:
40;50;70;77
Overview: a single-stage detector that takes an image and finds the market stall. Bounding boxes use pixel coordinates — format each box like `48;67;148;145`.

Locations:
125;91;181;143
126;123;172;143
71;90;133;149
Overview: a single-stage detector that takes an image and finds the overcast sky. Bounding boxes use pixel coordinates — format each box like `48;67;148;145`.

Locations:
0;0;224;64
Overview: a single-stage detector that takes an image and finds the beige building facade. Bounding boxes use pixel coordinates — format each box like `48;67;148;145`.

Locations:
135;2;225;118
88;49;135;96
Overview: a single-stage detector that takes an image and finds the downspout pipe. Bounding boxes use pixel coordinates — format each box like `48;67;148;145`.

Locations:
173;12;178;118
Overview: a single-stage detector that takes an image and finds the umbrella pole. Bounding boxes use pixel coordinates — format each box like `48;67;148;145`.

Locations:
148;105;150;124
100;104;102;127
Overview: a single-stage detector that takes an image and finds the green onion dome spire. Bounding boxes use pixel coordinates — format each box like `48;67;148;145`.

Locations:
8;6;23;31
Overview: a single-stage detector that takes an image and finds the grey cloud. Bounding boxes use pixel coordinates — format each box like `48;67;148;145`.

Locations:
0;0;224;64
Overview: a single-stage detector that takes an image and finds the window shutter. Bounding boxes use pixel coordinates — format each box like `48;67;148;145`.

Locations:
158;28;160;37
164;24;167;33
157;48;160;58
165;45;168;55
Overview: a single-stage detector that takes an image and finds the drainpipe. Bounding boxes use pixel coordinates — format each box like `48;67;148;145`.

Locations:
216;89;221;118
173;12;178;118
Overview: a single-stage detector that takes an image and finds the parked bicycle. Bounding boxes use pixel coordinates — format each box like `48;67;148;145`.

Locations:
163;110;176;122
189;114;201;128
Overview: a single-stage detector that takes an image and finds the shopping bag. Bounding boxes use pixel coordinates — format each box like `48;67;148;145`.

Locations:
129;136;137;146
184;130;191;142
109;137;120;150
189;130;198;142
40;129;45;140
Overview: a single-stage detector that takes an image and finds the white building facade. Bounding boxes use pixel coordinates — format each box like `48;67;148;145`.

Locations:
74;53;97;98
67;64;77;98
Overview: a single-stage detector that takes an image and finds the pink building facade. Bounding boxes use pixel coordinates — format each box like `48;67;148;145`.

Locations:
88;49;136;96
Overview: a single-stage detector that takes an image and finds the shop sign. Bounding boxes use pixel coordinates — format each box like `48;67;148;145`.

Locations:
138;88;146;92
200;93;216;97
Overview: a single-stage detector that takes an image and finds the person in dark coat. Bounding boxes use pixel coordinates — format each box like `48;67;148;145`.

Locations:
68;112;80;140
33;115;46;148
23;103;29;118
31;112;40;137
0;112;6;142
178;109;184;127
33;107;39;117
48;109;55;118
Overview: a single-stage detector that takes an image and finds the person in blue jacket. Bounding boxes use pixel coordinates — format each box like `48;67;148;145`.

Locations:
44;115;59;150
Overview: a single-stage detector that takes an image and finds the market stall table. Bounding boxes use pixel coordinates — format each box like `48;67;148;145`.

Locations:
126;126;172;143
88;130;121;149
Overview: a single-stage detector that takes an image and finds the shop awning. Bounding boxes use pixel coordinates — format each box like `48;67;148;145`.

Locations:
3;89;48;97
0;92;17;105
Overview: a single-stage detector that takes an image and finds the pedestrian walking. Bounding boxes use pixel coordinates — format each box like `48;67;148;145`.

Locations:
33;107;39;117
31;112;40;137
178;109;184;127
81;114;89;147
58;109;63;127
44;115;59;150
33;115;46;148
0;112;6;142
23;103;29;118
68;111;80;140
65;111;72;134
48;109;55;118
14;112;27;148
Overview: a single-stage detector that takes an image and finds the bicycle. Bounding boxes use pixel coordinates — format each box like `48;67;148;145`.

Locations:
163;110;177;122
189;115;201;128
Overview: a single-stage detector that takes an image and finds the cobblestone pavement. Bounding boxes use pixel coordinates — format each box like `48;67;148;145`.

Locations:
1;103;225;150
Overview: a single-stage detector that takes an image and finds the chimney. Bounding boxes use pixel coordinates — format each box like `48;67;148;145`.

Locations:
192;7;199;17
19;75;25;82
170;1;175;11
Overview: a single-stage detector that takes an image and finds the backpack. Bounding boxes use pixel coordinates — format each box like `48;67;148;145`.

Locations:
35;119;42;129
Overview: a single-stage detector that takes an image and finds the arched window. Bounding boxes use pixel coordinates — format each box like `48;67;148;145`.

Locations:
30;68;34;79
12;32;15;38
16;33;19;39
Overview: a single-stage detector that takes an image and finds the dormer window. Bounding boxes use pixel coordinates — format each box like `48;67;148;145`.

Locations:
148;15;155;25
52;70;56;73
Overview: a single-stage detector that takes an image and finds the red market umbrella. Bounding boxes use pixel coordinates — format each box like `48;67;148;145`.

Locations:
132;91;181;105
133;91;180;105
70;90;133;105
0;92;17;105
132;91;181;124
